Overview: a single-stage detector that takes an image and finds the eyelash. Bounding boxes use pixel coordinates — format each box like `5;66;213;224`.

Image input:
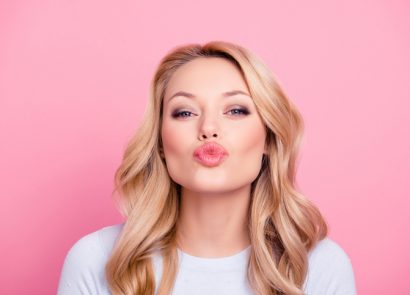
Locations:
172;108;250;118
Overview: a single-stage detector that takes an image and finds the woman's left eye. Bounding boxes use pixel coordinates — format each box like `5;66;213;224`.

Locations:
171;107;250;119
227;108;250;116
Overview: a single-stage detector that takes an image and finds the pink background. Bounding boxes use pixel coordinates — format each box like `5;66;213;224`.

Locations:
1;1;409;294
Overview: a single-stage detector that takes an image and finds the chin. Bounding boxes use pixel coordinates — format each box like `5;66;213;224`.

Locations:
180;179;245;195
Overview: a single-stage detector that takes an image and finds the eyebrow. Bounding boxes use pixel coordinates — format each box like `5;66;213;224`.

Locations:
167;90;251;102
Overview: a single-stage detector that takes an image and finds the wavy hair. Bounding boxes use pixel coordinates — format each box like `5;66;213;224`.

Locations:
105;41;328;295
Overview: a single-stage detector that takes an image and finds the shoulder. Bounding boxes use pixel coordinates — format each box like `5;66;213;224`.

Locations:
57;223;124;295
303;237;357;295
63;223;124;263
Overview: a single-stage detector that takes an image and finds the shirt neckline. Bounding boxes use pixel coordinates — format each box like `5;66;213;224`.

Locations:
176;245;252;272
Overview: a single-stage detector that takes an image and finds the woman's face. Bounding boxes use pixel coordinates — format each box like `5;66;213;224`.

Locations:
161;57;267;194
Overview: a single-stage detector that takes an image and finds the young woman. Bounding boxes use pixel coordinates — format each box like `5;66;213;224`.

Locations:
57;41;357;295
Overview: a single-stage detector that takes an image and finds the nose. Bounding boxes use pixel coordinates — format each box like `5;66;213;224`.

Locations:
198;112;219;141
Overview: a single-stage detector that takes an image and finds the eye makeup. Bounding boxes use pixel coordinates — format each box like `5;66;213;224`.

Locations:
171;106;250;119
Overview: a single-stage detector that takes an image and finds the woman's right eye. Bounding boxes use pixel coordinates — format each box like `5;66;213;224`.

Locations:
172;110;194;118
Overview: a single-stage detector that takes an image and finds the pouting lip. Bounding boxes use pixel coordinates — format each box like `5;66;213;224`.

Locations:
193;141;229;157
193;153;228;167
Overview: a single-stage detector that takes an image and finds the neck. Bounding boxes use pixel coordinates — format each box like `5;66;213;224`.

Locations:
176;184;252;258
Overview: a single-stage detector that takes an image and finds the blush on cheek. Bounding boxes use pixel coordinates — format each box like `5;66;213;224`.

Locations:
161;125;177;151
161;125;191;163
241;125;266;154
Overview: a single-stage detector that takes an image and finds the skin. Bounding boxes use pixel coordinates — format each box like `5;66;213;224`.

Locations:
161;57;267;258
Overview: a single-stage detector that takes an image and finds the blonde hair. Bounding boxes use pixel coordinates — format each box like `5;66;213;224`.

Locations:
105;41;328;295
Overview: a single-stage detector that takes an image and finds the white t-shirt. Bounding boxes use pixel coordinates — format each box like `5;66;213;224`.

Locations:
57;223;357;295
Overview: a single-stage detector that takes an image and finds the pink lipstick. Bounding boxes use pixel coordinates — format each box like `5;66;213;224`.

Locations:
193;142;229;167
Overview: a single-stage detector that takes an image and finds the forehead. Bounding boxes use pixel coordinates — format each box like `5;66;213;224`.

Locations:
164;57;249;101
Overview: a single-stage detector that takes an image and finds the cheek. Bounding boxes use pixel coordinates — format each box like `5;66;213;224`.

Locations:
233;119;266;155
161;122;182;154
161;120;194;163
161;120;197;185
228;119;266;179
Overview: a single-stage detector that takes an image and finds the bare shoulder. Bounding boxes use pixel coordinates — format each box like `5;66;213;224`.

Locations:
304;237;357;294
